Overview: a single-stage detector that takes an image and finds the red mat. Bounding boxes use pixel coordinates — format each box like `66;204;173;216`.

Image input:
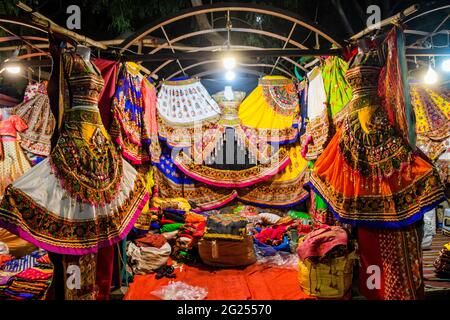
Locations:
124;263;315;300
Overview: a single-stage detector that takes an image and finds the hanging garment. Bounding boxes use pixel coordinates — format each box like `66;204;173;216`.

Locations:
307;43;445;229
358;224;424;300
379;26;416;148
321;56;353;126
0;114;31;199
157;78;221;148
110;62;160;164
435;139;450;185
92;58;120;130
13;82;56;161
410;83;450;160
153;149;238;212
237;141;309;208
173;90;290;188
0;52;149;255
238;76;301;145
301;66;331;160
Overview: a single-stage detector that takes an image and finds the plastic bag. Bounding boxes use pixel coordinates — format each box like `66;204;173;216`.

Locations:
151;281;208;300
255;247;299;270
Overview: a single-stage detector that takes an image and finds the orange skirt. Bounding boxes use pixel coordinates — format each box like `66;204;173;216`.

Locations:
307;127;444;228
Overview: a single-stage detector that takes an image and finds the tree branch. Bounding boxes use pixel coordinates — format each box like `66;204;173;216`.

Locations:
191;0;225;46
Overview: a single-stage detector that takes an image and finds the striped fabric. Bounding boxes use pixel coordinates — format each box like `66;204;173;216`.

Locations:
423;229;450;289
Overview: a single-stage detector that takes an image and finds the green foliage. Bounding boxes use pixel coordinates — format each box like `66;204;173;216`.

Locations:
82;0;190;34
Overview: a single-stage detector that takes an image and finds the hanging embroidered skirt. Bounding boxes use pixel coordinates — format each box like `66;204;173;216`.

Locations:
13;91;55;158
0;107;149;255
321;56;353;126
0;137;31;199
237;142;309;208
411;83;450;160
110;65;160;164
238;76;301;145
301;66;331;160
154;151;238;211
358;223;424;300
307;107;445;228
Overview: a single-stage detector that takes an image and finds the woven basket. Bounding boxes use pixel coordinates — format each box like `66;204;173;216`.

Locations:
298;251;357;299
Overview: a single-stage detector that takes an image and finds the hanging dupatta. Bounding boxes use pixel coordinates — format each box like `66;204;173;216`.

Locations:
379;26;416;148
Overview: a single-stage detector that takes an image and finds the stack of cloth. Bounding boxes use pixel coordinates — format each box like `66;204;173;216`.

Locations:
127;233;171;274
434;242;450;278
171;213;206;262
252;213;294;255
0;250;53;300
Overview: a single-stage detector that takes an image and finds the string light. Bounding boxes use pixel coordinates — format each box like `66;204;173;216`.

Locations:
423;65;438;85
223;56;236;70
5;65;21;74
442;58;450;72
225;70;236;81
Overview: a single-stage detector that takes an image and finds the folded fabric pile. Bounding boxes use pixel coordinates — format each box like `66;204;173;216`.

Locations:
297;226;350;264
252;214;294;255
288;211;313;235
171;219;206;262
434;242;450;278
234;205;261;224
127;234;171;274
0;250;53;300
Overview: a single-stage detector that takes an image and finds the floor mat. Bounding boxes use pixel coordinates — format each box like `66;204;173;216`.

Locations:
124;262;314;300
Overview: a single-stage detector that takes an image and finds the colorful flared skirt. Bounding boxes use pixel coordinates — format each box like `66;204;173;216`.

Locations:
307;124;445;228
0;156;149;255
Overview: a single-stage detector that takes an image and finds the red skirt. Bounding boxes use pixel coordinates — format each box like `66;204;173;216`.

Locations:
357;224;424;300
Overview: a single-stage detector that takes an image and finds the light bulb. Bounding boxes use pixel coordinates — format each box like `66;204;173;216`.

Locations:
223;57;236;70
442;59;450;72
5;66;21;74
424;65;438;85
225;70;236;81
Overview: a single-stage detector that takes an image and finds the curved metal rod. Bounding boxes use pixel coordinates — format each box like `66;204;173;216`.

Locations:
0;36;48;44
148;28;308;76
150;44;308;76
17;52;50;59
0;16;48;34
149;28;307;55
404;5;450;23
119;3;342;52
192;67;264;79
164;59;293;80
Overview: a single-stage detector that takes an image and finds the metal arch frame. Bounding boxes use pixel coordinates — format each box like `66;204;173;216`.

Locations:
192;67;264;79
150;44;308;77
163;60;294;80
0;16;48;35
119;2;342;53
144;27;309;76
404;4;450;24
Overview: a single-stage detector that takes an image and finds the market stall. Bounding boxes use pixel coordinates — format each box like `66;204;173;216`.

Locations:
0;0;449;301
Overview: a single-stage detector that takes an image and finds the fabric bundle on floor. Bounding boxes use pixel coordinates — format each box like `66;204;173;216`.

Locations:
127;237;171;274
0;250;53;300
